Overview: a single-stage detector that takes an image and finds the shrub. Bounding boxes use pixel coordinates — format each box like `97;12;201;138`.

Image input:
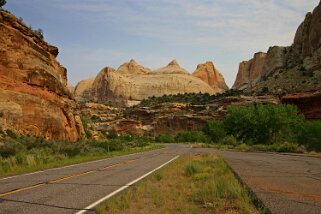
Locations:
33;28;44;39
175;131;209;143
220;136;238;146
224;104;304;145
202;121;226;143
299;120;321;152
155;134;175;143
6;130;17;139
261;86;269;94
0;139;24;158
105;130;118;139
184;162;202;177
0;0;6;8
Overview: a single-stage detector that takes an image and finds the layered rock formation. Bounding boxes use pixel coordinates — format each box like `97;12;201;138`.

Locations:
193;61;228;90
233;1;321;94
75;60;228;107
232;52;267;89
80;95;279;138
282;91;321;119
0;10;83;141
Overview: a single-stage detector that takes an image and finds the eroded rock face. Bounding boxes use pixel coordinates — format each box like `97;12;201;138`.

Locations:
282;91;321;119
193;61;228;91
232;52;267;89
75;60;228;107
79;95;280;138
294;1;321;58
262;46;286;77
0;10;83;141
233;1;321;94
74;78;95;102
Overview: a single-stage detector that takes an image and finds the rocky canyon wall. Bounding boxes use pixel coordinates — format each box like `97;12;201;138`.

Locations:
233;1;321;94
0;10;84;141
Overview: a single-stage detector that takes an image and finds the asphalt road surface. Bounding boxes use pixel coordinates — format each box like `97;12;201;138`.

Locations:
1;145;321;214
0;144;192;214
207;149;321;214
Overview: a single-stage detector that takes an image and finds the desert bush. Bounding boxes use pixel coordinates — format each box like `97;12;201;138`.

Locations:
0;0;6;8
175;131;209;143
155;134;175;143
220;136;238;146
202;121;226;143
0;142;20;158
299;120;321;152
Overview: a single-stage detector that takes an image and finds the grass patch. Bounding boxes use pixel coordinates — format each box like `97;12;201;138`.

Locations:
0;135;163;177
96;154;261;214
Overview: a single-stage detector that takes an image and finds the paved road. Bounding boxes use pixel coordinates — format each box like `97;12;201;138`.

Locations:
1;145;321;214
199;149;321;214
0;144;192;214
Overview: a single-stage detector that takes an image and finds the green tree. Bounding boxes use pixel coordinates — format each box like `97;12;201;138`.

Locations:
224;104;304;145
299;120;321;151
0;0;6;8
34;28;44;39
202;121;226;143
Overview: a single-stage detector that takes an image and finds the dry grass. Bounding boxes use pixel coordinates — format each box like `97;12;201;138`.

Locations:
96;154;260;214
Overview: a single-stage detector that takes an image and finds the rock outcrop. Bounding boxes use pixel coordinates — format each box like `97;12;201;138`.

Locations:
282;91;321;119
79;95;279;138
152;60;189;75
0;10;83;141
192;61;228;91
117;59;151;75
232;52;267;89
74;78;95;102
75;60;228;107
233;1;321;94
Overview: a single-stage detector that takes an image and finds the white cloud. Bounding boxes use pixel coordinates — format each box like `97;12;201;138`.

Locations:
55;0;319;86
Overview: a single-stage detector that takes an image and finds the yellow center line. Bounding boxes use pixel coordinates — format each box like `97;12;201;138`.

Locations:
0;153;160;198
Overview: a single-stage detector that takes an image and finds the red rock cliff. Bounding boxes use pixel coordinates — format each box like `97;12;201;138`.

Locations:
0;10;83;141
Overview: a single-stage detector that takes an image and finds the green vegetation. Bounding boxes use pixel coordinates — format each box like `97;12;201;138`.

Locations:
156;104;320;153
0;134;161;177
33;28;44;39
155;134;175;144
224;104;304;145
138;89;244;107
0;0;6;8
175;131;209;143
299;120;321;151
202;120;226;143
96;154;260;214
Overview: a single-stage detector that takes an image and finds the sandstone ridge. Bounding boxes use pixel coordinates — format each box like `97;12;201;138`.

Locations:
75;60;228;107
232;1;321;94
0;10;84;141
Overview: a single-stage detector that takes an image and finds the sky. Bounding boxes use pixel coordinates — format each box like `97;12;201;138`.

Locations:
4;0;320;87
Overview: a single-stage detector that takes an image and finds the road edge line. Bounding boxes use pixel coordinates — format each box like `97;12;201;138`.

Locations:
0;147;166;181
75;155;180;214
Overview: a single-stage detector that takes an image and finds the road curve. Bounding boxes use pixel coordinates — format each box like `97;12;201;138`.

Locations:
0;144;192;214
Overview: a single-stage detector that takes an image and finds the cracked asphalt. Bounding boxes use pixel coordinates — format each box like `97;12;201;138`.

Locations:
207;149;321;214
0;144;191;214
1;145;320;214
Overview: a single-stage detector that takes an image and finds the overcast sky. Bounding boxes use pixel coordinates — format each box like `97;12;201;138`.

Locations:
4;0;319;87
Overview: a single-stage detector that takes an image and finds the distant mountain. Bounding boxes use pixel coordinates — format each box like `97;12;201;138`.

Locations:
74;60;228;107
233;1;321;94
